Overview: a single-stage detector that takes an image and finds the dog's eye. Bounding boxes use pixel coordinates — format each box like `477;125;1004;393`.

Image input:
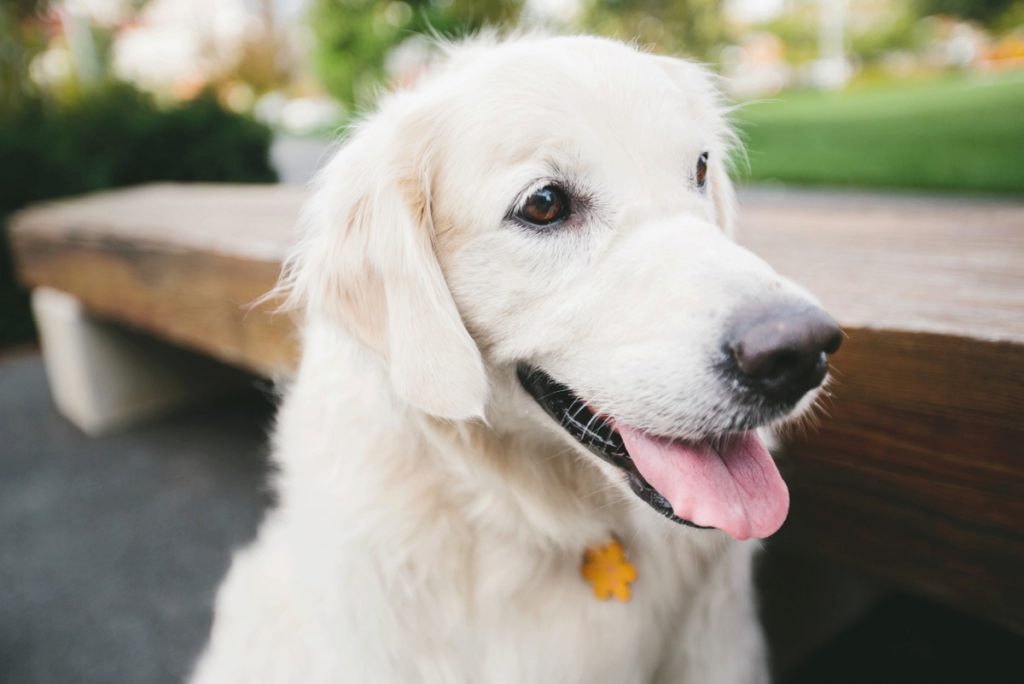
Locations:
515;184;571;226
695;152;709;190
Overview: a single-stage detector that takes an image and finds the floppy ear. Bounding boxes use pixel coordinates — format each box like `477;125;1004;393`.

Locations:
655;56;738;235
282;107;488;421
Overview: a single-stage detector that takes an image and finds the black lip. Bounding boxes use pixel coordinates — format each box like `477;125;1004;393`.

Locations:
516;365;704;528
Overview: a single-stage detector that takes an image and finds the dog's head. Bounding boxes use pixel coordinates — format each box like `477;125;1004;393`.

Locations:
285;36;841;541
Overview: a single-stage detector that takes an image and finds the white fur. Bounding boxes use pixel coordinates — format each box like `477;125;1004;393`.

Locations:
192;35;825;683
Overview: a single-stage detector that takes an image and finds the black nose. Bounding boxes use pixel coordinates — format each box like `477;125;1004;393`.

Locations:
726;304;843;403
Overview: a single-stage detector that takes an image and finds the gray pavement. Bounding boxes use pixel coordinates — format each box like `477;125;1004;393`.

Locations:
271;135;336;185
1;350;1019;684
0;353;273;684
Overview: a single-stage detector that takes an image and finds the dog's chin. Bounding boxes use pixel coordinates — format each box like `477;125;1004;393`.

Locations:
516;364;803;541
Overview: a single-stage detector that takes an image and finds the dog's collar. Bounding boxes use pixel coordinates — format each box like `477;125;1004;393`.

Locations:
581;538;637;602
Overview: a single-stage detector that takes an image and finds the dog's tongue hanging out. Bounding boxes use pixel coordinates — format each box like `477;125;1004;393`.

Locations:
617;426;789;540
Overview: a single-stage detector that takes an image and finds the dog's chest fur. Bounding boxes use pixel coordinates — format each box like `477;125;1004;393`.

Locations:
193;345;767;683
206;498;758;683
192;339;770;679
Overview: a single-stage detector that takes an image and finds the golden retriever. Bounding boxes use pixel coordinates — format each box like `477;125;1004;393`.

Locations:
192;34;841;684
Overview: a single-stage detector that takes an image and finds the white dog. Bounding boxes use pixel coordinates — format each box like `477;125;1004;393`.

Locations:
191;34;841;684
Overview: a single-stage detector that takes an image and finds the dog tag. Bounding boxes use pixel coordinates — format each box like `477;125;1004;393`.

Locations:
581;538;637;602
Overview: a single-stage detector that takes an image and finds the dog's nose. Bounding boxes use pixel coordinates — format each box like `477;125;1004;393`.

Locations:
726;304;843;403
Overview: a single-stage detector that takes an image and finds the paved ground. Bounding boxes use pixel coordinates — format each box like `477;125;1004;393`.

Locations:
270;135;334;185
1;351;1020;683
0;353;273;684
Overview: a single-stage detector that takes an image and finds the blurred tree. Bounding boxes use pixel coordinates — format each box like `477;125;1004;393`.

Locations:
205;0;297;100
1;0;156;112
992;2;1024;31
581;0;727;59
0;0;49;113
850;1;926;63
0;85;277;346
915;0;1022;26
311;0;522;109
0;3;277;348
761;11;818;65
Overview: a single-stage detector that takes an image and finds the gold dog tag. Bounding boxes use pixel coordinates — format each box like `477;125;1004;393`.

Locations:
581;539;637;602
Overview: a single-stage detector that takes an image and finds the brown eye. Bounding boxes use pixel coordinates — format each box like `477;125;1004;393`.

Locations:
515;184;570;226
696;151;709;190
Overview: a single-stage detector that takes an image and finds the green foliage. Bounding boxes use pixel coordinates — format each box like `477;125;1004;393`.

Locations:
0;0;49;112
915;0;1022;26
0;84;277;345
581;0;727;59
993;2;1024;31
760;12;818;65
311;0;522;108
759;0;926;65
1;86;276;211
850;5;927;62
735;73;1024;194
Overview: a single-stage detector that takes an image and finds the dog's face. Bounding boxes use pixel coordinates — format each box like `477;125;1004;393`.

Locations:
289;36;841;541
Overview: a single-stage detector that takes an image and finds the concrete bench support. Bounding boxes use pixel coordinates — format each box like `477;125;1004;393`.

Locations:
32;287;248;435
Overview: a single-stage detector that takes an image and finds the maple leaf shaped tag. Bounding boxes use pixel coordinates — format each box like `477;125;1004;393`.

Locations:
581;538;637;602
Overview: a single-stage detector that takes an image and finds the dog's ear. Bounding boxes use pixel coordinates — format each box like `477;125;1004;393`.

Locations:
282;107;487;421
654;56;738;235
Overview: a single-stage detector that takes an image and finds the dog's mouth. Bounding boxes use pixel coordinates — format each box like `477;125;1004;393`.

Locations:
517;365;790;541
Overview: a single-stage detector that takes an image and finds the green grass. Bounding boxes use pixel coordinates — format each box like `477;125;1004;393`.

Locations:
734;72;1024;195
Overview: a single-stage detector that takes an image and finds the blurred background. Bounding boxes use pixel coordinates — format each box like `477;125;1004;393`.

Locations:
3;0;1024;345
1;2;1022;683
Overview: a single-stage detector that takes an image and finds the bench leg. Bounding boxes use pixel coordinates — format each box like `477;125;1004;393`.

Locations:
31;287;250;435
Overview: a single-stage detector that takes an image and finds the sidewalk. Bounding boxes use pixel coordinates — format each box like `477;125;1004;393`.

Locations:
0;355;272;684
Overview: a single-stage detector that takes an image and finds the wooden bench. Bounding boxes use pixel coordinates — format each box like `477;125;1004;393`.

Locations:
10;183;1024;639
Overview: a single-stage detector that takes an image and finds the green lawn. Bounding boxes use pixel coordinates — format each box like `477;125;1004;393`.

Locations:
733;72;1024;195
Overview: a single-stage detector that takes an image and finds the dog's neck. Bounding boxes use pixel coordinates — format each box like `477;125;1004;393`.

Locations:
416;402;638;551
273;321;675;552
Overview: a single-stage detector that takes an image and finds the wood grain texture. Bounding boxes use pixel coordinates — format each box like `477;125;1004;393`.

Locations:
10;183;1024;629
13;231;297;377
737;187;1024;343
771;329;1024;631
12;183;302;261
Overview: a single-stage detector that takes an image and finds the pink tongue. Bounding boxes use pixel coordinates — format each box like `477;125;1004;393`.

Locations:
617;426;789;540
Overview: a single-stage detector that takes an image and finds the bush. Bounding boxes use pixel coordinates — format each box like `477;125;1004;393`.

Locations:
311;0;522;108
0;84;277;346
581;0;728;60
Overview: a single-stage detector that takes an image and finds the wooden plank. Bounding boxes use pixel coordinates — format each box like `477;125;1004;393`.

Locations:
737;187;1024;343
9;183;1024;629
772;329;1024;631
737;189;1024;629
11;185;300;376
10;183;300;261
